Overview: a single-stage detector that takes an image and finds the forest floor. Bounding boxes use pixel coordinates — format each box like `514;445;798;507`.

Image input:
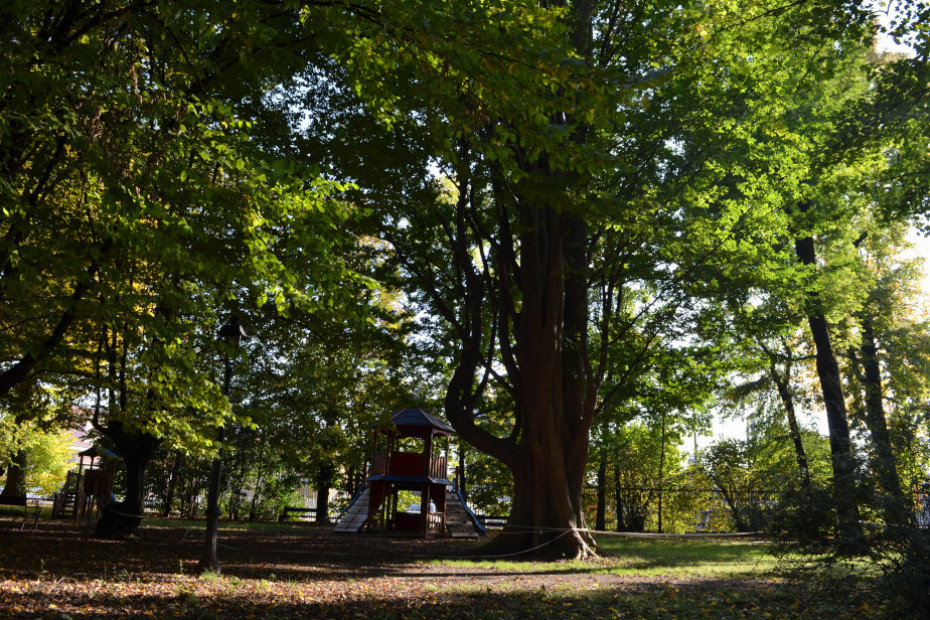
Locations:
0;514;898;619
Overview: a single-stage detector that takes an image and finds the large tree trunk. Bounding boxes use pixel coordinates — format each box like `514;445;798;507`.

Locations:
94;421;161;539
384;0;602;559
500;443;595;559
1;450;27;498
445;199;598;559
794;226;863;546
315;462;335;525
502;203;595;558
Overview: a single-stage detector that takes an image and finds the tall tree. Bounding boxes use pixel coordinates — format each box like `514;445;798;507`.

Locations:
0;2;392;545
314;2;876;557
325;1;880;557
842;223;927;528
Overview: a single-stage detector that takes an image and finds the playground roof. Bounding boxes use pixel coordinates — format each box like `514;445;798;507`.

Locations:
78;446;119;459
390;408;455;436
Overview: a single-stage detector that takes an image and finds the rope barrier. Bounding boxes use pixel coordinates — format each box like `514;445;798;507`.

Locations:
213;528;578;559
471;522;762;538
105;508;147;519
76;509;762;559
467;527;576;559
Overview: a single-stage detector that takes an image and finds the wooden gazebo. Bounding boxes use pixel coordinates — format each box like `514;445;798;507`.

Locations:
52;446;116;519
366;408;453;535
334;407;485;538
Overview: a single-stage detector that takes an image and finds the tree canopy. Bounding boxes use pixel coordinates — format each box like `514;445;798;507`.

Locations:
2;0;929;562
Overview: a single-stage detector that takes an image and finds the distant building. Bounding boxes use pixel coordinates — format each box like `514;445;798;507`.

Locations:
68;426;95;468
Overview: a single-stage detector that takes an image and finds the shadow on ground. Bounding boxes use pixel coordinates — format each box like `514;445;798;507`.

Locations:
0;516;887;618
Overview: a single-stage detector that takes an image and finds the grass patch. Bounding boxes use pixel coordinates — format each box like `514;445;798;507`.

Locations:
427;535;779;579
596;535;777;577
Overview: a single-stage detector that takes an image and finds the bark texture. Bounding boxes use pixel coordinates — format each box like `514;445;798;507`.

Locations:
793;221;863;546
0;450;27;498
400;0;608;558
315;463;335;525
94;420;160;539
758;339;811;492
853;316;906;528
444;195;599;559
595;458;607;531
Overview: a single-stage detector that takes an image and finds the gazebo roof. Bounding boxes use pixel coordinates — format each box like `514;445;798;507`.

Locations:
78;446;118;459
390;408;455;436
364;473;452;487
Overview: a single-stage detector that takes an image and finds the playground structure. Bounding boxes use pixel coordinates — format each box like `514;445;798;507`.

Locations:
52;446;116;519
334;408;485;538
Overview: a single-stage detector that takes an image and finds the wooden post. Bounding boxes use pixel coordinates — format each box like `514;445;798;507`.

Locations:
421;431;433;536
424;432;432;476
420;481;431;536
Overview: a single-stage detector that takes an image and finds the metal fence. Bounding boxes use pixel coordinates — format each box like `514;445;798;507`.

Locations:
462;485;788;534
475;514;508;530
582;486;789;533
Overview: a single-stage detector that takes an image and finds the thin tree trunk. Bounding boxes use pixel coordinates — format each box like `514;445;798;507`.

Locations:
658;413;666;534
225;442;245;521
761;343;812;492
714;480;749;532
794;225;863;546
458;440;467;501
161;452;183;518
775;379;812;492
345;464;358;497
248;471;265;523
614;458;624;532
202;430;225;566
595;457;606;531
854;317;906;527
247;442;267;522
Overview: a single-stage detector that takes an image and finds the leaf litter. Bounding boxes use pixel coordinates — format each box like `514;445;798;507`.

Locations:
0;517;883;618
